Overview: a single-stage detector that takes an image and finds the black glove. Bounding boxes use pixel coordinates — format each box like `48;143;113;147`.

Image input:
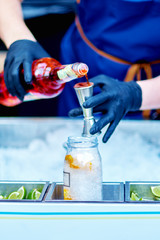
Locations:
4;39;50;100
69;75;142;143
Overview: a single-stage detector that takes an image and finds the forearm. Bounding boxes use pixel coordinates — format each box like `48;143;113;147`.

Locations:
137;76;160;110
0;0;36;48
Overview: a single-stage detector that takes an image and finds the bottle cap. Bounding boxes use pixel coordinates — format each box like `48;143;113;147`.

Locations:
72;63;89;77
77;63;89;76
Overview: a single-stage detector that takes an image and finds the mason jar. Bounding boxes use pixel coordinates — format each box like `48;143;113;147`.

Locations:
63;136;102;201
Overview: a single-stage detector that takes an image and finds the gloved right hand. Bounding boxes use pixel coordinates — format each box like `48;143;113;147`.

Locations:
69;75;142;143
4;39;50;100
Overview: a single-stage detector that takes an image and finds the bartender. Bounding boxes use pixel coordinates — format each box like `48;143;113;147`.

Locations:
1;0;160;141
59;0;160;141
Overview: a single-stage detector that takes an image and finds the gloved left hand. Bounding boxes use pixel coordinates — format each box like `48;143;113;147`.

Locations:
4;39;51;101
69;75;142;142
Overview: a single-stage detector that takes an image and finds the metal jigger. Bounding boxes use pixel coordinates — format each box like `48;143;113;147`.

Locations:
74;82;96;137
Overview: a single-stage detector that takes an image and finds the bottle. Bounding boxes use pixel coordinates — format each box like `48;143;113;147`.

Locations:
0;57;89;107
63;136;102;201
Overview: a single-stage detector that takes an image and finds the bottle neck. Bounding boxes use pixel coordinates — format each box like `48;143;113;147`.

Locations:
57;63;89;83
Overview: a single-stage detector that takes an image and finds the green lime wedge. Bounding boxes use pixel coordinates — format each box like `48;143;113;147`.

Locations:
0;195;4;199
17;186;26;199
154;196;160;201
8;191;20;200
27;189;36;199
8;186;26;200
151;186;160;197
130;192;140;201
34;190;41;200
27;189;41;200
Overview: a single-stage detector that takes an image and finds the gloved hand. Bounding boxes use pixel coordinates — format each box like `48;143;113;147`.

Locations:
4;39;50;100
69;75;142;143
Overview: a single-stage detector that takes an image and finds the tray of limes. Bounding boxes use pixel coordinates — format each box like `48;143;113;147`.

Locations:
125;181;160;202
0;181;49;202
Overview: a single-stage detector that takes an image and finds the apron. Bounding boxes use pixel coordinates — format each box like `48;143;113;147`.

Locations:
58;0;160;118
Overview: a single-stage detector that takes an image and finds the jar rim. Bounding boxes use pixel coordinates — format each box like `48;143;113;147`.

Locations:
67;136;98;147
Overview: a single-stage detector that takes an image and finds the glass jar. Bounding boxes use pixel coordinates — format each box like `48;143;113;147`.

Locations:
63;136;102;201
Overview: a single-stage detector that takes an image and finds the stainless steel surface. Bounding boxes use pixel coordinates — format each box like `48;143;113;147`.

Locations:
102;182;124;202
125;181;160;202
82;117;96;137
45;182;124;202
74;83;96;137
45;182;64;200
0;181;49;202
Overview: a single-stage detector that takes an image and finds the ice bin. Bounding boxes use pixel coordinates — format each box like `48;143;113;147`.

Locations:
0;118;160;239
45;182;124;202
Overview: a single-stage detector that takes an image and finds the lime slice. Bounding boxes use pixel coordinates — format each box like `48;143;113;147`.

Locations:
27;189;36;199
27;189;41;200
17;186;26;199
34;190;41;200
0;195;4;199
8;191;20;199
151;186;160;197
130;192;140;201
8;186;26;200
154;196;160;201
